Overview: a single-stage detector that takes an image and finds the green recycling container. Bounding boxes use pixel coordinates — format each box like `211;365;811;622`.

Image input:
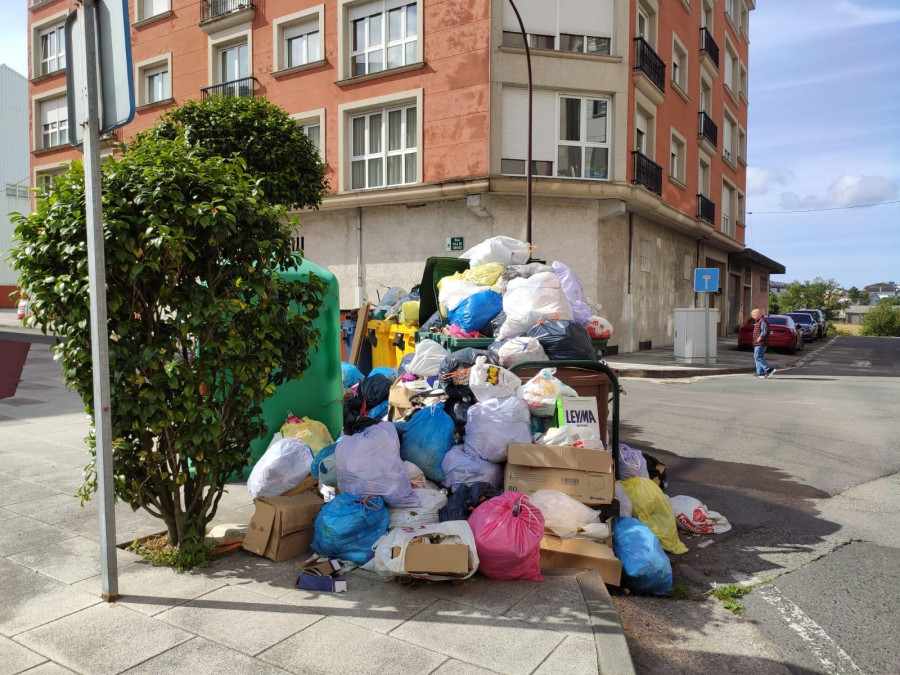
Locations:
233;256;343;481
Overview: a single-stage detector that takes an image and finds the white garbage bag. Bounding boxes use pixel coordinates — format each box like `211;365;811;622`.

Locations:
667;495;732;534
388;487;448;529
519;368;578;417
460;235;531;268
528;489;601;539
406;340;449;377
441;445;504;491
464;397;532;462
552;260;592;326
469;356;521;402
364;520;480;581
438;279;483;314
540;424;604;450
614;482;633;518
586;316;614;339
336;422;420;508
494;336;548;369
497;272;574;340
247;437;313;499
404;461;428;489
578;522;611;540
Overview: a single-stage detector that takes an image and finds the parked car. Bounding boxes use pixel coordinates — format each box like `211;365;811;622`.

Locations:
798;308;826;338
738;315;804;354
791;310;821;340
786;312;818;342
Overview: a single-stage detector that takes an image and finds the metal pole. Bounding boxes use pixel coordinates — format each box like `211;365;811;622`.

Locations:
81;0;118;601
507;0;532;245
704;292;710;366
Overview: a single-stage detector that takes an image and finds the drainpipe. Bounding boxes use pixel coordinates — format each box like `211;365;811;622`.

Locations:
356;206;363;307
695;240;701;308
626;213;634;353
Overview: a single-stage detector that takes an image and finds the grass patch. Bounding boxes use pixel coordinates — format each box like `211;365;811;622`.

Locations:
667;582;693;600
709;583;758;615
832;322;861;336
128;531;217;573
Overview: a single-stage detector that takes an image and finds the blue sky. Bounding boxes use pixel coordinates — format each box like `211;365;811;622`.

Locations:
1;1;897;289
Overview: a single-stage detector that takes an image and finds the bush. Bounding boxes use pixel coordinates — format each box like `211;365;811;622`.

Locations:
860;300;900;337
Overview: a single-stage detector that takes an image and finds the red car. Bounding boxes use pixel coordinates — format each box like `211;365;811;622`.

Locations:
738;315;804;354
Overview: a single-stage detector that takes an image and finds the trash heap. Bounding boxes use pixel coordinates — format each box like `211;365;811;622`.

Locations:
240;236;731;596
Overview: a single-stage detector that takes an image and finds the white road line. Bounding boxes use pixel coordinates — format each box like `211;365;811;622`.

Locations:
851;360;871;368
758;585;863;674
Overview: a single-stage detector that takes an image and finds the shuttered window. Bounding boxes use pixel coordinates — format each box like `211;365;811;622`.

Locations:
40;96;68;149
502;0;613;53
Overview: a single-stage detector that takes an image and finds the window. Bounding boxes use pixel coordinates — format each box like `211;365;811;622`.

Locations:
560;34;611;55
350;1;418;77
724;39;739;96
40;95;68;149
636;1;657;46
292;109;326;159
669;131;686;184
700;77;712;114
219;43;249;82
702;0;714;31
350;104;416;189
286;23;320;68
737;126;747;163
35;169;65;193
739;62;748;100
558;96;609;179
698;154;710;196
671;35;687;93
136;55;172;106
637;9;649;39
39;23;66;76
721;182;735;235
139;0;170;22
741;3;750;38
5;184;30;199
635;111;648;155
722;108;737;164
145;65;169;104
759;274;767;294
737;191;745;225
501;0;614;55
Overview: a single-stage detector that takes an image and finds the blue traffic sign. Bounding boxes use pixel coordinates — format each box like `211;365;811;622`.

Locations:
694;267;720;293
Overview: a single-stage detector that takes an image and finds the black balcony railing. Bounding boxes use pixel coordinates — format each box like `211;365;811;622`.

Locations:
633;37;666;94
698;111;718;148
632;151;662;196
201;0;254;22
697;194;716;224
700;27;719;69
201;77;257;99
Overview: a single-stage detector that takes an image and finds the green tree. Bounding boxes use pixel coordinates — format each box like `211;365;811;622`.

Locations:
846;286;867;305
10;136;325;550
860;299;900;336
768;292;781;314
776;277;844;320
778;281;804;312
141;95;327;211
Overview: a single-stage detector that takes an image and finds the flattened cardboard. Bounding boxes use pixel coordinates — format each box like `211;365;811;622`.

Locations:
555;396;601;438
539;535;622;586
505;444;614;504
300;558;342;577
281;474;319;497
243;491;324;562
404;542;470;576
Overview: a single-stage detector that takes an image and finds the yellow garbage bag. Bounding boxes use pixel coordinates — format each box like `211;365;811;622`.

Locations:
400;301;420;326
463;262;505;288
281;417;334;454
619;477;688;554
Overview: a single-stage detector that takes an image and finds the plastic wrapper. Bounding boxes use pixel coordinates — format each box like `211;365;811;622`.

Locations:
280;417;334;454
614;482;633;518
388;487;448;529
519;368;578;417
341;362;365;388
667;495;732;534
463;262;506;287
490;336;548;369
496;263;554;293
437;348;497;402
336;422;420;508
445;400;473;432
441;445;504;492
497;273;573;340
311;494;390;565
528;489;602;539
346;374;393;418
586;316;614;339
374;287;406;317
617;444;649;481
460;236;531;268
526;319;597;361
539;424;603;450
247;437;313;499
438;279;483;315
311;441;339;487
407;339;449;377
468;492;545;581
400;301;420;326
404;461;428;489
482;311;507;338
464;396;532;462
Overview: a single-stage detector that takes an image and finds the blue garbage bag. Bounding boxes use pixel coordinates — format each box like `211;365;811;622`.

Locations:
311;493;390;564
311;441;339;487
612;517;673;595
370;366;397;380
366;399;390;420
341;362;365;388
448;290;503;334
399;403;455;482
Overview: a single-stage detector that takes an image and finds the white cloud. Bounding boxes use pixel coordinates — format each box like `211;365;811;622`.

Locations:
747;167;794;197
836;0;900;26
778;174;899;210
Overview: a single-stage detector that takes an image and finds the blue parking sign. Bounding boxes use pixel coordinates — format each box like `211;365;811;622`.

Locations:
693;268;720;293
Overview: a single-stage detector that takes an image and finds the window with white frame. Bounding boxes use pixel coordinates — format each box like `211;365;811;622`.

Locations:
724;40;739;96
670;131;686;184
698;154;710;196
739;62;748;100
294;112;325;158
40;96;68;149
721;181;734;235
145;64;170;104
702;0;714;31
671;35;687;92
39;23;66;76
558;96;610;179
5;184;30;199
738;126;747;162
350;0;418;77
635;110;649;156
219;42;249;83
35;168;65;192
737;191;745;225
722;108;737;164
139;0;170;21
501;0;613;55
286;21;320;68
740;2;750;38
350;104;416;189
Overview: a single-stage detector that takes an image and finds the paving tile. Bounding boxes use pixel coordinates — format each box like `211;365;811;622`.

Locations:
533;636;597;675
5;492;94;525
413;573;540;614
122;636;291;675
0;455;58;474
0;558;100;637
503;583;593;638
0;516;77;557
279;569;439;634
389;599;565;675
202;550;303;599
158;584;323;656
16;602;192;675
0;398;43;407
259;616;445;675
0;634;46;674
0;507;18;522
9;535;142;585
0;417;31;428
431;659;498;674
74;559;227;616
17;663;75;674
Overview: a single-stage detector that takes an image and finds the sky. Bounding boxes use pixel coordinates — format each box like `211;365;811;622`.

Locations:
1;1;897;290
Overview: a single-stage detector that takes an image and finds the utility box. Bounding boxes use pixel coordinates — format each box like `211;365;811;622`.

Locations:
674;308;719;363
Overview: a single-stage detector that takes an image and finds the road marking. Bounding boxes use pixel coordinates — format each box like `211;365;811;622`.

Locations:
758;585;862;674
850;360;870;368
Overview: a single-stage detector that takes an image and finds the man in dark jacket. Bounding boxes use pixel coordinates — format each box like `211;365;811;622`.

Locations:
751;308;775;378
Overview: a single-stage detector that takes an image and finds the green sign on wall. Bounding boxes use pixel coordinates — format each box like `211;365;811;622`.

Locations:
446;237;464;252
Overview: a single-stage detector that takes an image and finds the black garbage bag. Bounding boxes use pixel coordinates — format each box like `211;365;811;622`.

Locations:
481;311;506;338
420;310;443;332
438;482;502;522
445;400;473;433
437;348;497;401
343;415;380;436
345;373;392;418
643;452;668;490
397;352;415;376
527;319;597;361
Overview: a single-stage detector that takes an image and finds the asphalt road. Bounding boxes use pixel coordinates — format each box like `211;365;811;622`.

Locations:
612;336;900;674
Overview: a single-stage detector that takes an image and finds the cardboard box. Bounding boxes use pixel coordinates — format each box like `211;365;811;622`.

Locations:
505;444;614;505
402;540;470;576
243;491;324;562
388;378;430;419
281;474;319;497
555;396;601;438
299;558;342;577
539;535;622;586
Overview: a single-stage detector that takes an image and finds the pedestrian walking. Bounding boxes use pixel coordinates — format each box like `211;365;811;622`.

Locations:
751;308;776;378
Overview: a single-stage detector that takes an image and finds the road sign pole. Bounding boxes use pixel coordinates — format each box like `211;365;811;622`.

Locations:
80;0;118;601
704;292;710;366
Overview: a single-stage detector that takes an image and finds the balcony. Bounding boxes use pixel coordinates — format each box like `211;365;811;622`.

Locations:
631;151;662;196
632;37;666;105
201;77;258;99
698;111;717;154
699;27;719;74
697;194;716;224
200;0;255;33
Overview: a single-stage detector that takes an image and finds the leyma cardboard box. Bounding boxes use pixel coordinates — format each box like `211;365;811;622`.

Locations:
243;490;324;562
504;444;614;504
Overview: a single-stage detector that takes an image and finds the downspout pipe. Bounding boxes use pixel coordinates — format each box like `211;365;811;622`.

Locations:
356;206;363;307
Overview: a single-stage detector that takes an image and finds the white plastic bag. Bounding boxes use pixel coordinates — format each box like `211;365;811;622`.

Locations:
578;522;611;540
464;396;532;462
364;521;480;581
438;279;483;314
528;489;601;539
667;495;732;534
406;340;449;377
496;336;548;368
614;482;633;518
460;236;531;268
519;368;578;417
498;272;574;340
404;461;428;489
336;422;420;508
389;487;448;529
540;424;603;450
247;437;313;499
469;356;521;402
552;261;592;325
441;445;504;491
586;316;614;339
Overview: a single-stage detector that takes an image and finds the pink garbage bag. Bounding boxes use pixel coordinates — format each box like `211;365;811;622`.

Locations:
468;492;545;581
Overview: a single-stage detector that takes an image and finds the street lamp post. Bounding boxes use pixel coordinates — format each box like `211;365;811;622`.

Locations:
506;0;533;245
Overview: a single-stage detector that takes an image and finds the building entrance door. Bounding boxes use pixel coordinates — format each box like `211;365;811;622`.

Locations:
728;274;741;334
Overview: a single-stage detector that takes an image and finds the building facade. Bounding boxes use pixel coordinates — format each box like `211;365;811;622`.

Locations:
27;0;771;351
0;64;30;308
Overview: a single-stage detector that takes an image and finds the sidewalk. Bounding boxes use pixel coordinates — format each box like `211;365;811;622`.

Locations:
0;334;633;675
